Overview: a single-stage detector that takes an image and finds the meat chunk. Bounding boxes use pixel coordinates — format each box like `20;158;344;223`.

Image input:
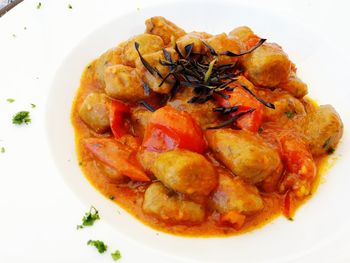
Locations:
212;170;264;215
229;26;255;44
145;16;186;45
151;149;217;196
176;31;212;57
104;64;147;102
302;105;343;155
206;129;282;184
135;48;179;94
276;73;308;98
79;93;110;133
95;44;124;84
143;182;205;224
130;106;152;137
206;33;241;65
167;88;219;129
122;34;164;67
242;43;291;87
262;92;306;121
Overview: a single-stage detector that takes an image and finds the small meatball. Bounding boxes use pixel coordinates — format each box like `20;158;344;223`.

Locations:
135;48;179;94
176;31;212;57
276;73;308;98
263;92;306;121
95;45;124;84
122;34;164;67
104;64;147;102
212;170;264;215
143;182;205;224
145;16;186;45
229;26;255;44
79;93;110;133
303;105;343;155
206;129;282;184
242;43;291;87
130;106;152;137
167;88;219;129
137;148;159;174
151;149;217;196
206;33;241;65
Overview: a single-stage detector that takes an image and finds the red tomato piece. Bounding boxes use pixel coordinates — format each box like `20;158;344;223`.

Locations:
110;100;130;139
142;106;206;153
214;86;263;132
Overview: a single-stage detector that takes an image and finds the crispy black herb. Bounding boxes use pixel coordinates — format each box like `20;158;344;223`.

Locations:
12;111;31;125
213;106;240;114
220;38;266;57
134;42;162;78
142;81;151;96
241;85;275;109
207;109;255;129
77;206;100;229
184;43;194;59
202;41;218;56
139;100;156;112
111;250;122;261
87;240;107;253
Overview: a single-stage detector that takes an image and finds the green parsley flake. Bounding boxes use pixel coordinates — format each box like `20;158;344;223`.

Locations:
285;111;295;119
77;206;100;229
12;111;31;125
31;103;36;108
37;2;42;9
68;4;73;9
111;250;122;261
7;98;15;103
1;147;5;153
109;195;115;200
87;240;107;254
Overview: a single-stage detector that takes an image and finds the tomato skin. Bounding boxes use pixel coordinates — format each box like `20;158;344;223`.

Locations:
142;106;206;153
110;100;130;139
214;86;263;132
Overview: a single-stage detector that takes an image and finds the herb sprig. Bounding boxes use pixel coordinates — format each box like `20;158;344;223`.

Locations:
77;206;100;229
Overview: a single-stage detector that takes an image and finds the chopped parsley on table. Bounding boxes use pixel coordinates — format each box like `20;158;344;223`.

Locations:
68;4;73;9
7;98;15;103
36;2;42;9
87;240;107;253
30;103;36;108
77;206;100;229
12;111;31;125
1;147;5;153
111;250;122;261
285;111;295;119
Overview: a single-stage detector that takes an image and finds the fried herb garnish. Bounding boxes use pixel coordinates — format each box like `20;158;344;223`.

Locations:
134;42;162;78
142;81;151;96
207;109;255;129
139;100;156;112
220;38;266;57
135;38;271;130
285;111;295;119
240;85;275;109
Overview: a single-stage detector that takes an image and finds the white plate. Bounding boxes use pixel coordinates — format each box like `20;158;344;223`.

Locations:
1;0;350;262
